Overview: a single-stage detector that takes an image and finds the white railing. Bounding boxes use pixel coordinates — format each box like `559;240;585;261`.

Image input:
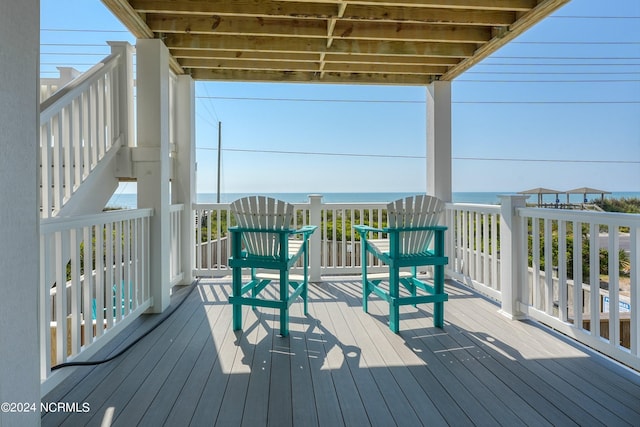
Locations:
516;207;639;370
194;203;232;276
170;204;184;287
445;203;502;300
40;209;152;385
39;45;132;218
315;202;389;275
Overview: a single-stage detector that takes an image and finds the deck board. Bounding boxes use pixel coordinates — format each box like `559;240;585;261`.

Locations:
42;278;640;427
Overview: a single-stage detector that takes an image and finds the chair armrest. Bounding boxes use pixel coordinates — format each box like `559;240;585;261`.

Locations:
354;225;384;236
292;225;318;237
383;225;447;233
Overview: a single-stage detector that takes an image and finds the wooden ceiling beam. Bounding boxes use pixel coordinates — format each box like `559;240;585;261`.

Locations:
130;0;523;21
180;58;320;72
333;22;491;43
190;68;436;85
322;62;448;75
163;34;476;57
130;0;337;18
342;5;515;25
278;0;536;12
329;38;476;57
323;53;461;65
147;14;491;44
170;49;320;62
145;14;327;37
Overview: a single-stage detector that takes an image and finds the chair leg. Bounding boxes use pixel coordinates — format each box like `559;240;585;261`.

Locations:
232;266;242;331
302;278;308;316
280;270;289;337
389;267;400;333
361;243;369;313
411;266;418;307
303;245;309;316
434;264;445;328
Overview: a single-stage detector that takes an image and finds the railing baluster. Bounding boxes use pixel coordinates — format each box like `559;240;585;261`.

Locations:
105;222;114;328
115;220;123;322
123;217;131;316
70;228;82;355
573;221;584;328
544;218;553;315
557;220;567;322
54;231;66;364
82;225;93;347
608;228;620;347
94;222;104;337
589;223;600;338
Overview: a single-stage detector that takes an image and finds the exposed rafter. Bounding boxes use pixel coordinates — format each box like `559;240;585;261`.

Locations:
102;0;570;84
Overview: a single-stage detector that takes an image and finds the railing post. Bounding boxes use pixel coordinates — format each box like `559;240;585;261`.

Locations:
107;42;134;148
499;195;529;319
309;194;323;281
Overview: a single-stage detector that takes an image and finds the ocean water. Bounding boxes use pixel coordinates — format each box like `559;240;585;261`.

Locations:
106;191;640;210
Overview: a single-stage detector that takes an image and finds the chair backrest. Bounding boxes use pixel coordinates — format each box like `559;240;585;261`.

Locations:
230;196;294;257
386;195;444;255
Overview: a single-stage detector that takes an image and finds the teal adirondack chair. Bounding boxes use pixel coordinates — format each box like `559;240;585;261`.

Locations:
354;195;448;333
228;196;317;337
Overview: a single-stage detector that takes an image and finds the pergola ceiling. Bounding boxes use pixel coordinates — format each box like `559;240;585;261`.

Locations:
102;0;569;85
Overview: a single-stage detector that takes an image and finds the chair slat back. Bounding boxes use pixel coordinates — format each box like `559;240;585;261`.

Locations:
387;195;444;255
231;196;294;257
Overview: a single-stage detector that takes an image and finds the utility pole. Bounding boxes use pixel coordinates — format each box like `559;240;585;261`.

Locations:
216;121;222;203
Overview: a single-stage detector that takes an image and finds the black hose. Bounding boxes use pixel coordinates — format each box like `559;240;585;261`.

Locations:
51;279;200;371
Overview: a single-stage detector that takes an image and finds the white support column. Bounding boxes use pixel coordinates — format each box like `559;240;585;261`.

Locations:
135;39;171;313
426;81;452;202
0;1;41;425
308;194;323;281
174;74;196;285
499;195;529;320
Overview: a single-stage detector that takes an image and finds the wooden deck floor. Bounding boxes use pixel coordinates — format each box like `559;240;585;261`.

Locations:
43;278;640;427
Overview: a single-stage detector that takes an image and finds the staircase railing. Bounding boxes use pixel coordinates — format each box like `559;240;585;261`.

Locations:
39;43;133;218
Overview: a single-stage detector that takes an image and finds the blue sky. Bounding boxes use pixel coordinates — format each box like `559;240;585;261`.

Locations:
41;1;639;194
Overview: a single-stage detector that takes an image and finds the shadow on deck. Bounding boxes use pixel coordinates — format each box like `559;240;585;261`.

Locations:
43;278;640;426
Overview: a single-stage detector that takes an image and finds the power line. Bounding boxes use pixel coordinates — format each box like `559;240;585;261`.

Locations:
41;28;129;33
40;52;109;56
199;147;421;159
41;43;107;47
488;56;640;60
511;41;640;45
195;112;218;128
453;101;639;104
551;16;640;19
196;96;638;105
196;147;640;164
199;83;221;123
